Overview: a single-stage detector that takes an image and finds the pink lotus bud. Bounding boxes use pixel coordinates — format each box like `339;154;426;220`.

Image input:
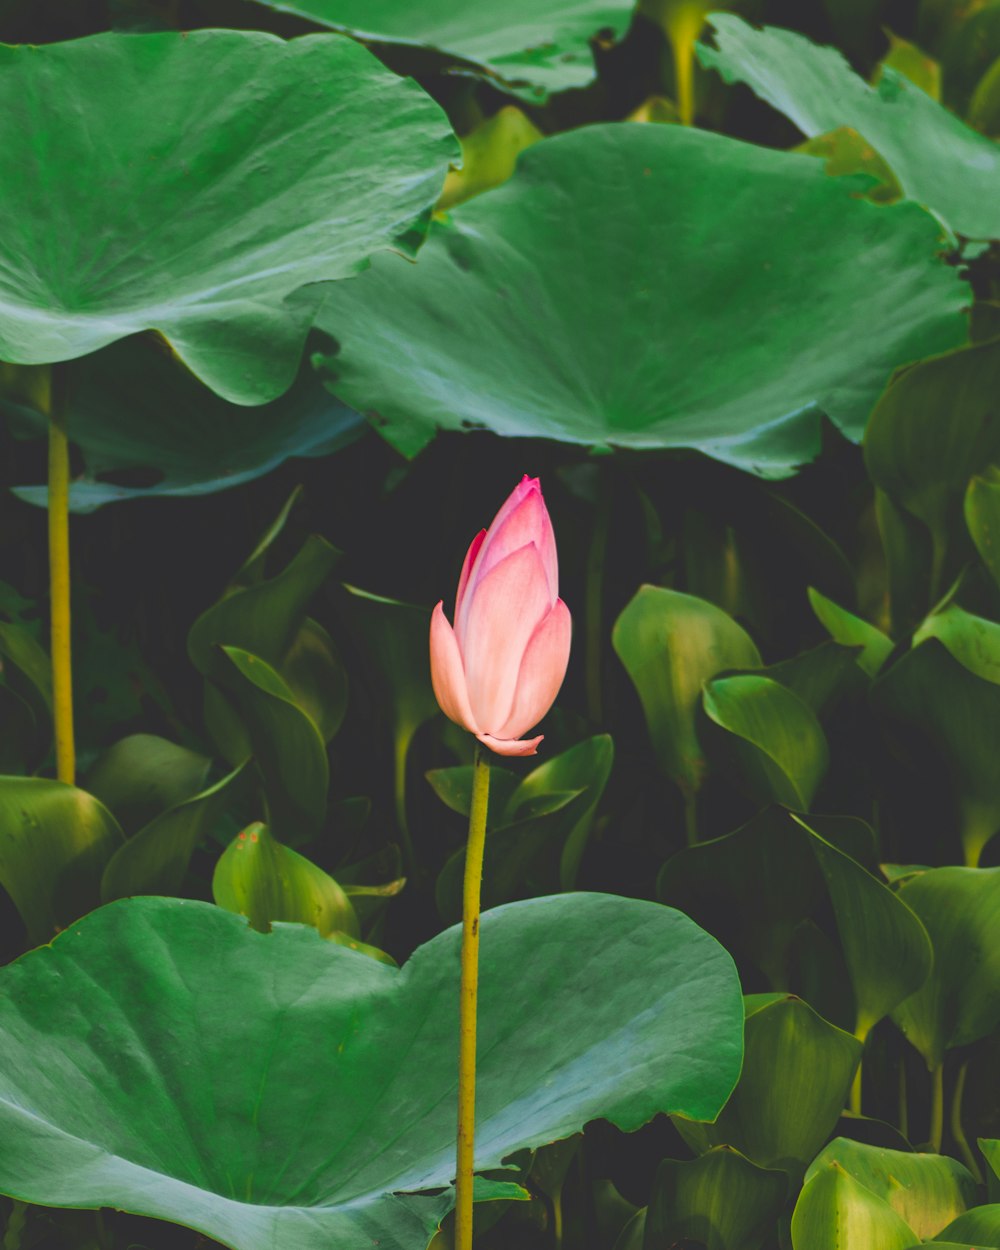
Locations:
430;475;572;756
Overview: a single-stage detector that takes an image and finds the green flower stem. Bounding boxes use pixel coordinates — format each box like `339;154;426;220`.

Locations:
455;745;491;1250
929;1063;944;1153
45;364;75;785
950;1061;983;1183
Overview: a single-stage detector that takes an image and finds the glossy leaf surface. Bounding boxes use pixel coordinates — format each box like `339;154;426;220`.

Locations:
0;893;743;1250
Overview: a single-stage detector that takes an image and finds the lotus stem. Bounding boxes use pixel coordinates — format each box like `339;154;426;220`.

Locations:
929;1062;944;1153
849;1023;869;1115
455;745;490;1250
45;364;75;785
950;1061;983;1183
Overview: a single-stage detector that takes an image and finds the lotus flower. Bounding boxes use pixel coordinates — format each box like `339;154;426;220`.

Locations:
430;475;571;756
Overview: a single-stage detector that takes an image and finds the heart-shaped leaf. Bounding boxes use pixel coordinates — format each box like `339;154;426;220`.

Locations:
699;13;1000;239
213;821;359;939
892;866;1000;1069
613;586;761;795
806;1139;976;1239
245;0;633;99
0;892;743;1250
86;734;211;835
791;1162;918;1250
0;30;455;402
315;124;965;473
674;994;862;1177
702;674;830;810
644;1146;788;1250
0;777;123;945
872;638;1000;865
6;340;364;512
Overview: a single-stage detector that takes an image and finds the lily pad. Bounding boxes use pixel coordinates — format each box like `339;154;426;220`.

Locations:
699;13;1000;239
0;892;743;1250
246;0;633;99
5;340;364;512
0;30;456;403
315;123;965;474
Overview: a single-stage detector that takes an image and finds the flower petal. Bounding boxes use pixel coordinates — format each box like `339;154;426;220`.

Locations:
477;731;544;757
455;528;487;621
461;544;551;733
475;488;558;602
497;598;572;740
429;602;479;734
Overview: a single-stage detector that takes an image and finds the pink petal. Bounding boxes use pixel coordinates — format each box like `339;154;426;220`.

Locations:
475;489;558;602
477;732;544;757
429;602;479;734
497;598;572;740
455;528;486;620
461;544;551;733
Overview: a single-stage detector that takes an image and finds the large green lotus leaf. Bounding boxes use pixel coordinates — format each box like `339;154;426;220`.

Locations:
791;1163;917;1250
892;867;1000;1069
245;0;631;99
702;674;830;810
0;31;456;403
872;638;1000;865
806;1139;976;1239
613;586;761;795
674;995;862;1177
658;805;877;990
5;340;364;512
0;892;743;1250
315;124;966;473
101;764;249;903
644;1147;788;1250
0;778;123;945
699;13;1000;239
865;341;1000;597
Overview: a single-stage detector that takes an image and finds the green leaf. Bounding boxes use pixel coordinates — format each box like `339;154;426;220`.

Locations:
425;762;521;825
795;127;902;203
244;0;633;99
934;1205;1000;1244
439;107;543;210
796;815;933;1039
101;764;248;903
6;340;364;513
189;536;340;678
983;1137;1000;1183
878;31;941;100
763;641;867;719
673;994;862;1177
213;821;359;939
0;31;456;403
702;674;830;810
915;603;1000;685
213;647;329;845
0;778;123;945
791;1163;918;1250
0;892;744;1249
315;124;965;472
872;638;1000;865
965;468;1000;592
808;588;893;678
659;805;877;990
892;867;1000;1069
806;1139;976;1239
865;342;1000;598
86;734;211;835
613;586;761;794
644;1147;788;1250
699;12;1000;239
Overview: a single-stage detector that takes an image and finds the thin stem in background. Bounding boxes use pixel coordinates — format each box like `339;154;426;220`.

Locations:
929;1062;944;1153
394;731;417;876
849;1024;869;1116
455;745;491;1250
950;1061;983;1183
46;364;75;785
